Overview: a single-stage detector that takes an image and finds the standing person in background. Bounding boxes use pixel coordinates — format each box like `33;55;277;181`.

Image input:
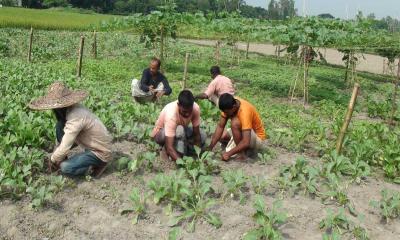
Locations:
131;57;172;103
151;90;206;162
208;93;267;161
195;66;235;105
28;82;112;177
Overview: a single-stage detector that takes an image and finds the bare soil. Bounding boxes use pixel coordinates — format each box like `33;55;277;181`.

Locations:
184;39;400;76
1;140;399;240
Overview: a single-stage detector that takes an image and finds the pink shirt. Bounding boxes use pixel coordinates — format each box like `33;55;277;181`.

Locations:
204;75;235;97
151;101;201;137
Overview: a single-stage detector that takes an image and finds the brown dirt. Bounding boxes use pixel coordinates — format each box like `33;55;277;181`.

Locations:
184;39;400;76
1;141;399;240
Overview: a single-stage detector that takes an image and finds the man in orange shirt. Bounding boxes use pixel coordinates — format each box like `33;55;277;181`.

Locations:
208;93;266;161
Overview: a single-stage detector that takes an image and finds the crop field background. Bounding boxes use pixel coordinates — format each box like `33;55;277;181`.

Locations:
1;7;400;240
0;7;118;30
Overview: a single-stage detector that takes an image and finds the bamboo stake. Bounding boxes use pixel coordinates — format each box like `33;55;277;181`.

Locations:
335;83;360;153
277;45;281;58
92;30;97;59
28;27;33;62
77;35;85;78
182;52;189;90
160;26;164;67
215;40;221;65
389;60;400;125
245;39;250;59
383;59;386;75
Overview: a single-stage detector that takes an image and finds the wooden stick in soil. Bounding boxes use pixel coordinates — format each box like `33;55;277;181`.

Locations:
389;59;400;125
182;52;189;90
335;83;360;153
28;27;33;62
92;30;97;59
77;35;85;78
160;26;164;67
215;41;221;65
383;59;386;75
245;39;250;59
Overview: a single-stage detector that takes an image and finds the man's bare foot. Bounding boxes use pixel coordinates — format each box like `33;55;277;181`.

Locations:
235;152;247;161
160;146;169;161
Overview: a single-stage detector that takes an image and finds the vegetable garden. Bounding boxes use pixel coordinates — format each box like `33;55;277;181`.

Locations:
1;6;400;239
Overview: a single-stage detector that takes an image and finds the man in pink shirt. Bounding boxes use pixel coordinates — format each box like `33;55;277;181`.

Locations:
151;90;206;161
195;66;235;105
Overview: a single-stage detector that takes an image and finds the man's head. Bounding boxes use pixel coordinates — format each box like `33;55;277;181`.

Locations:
149;57;161;76
219;93;238;117
210;66;221;79
178;90;195;118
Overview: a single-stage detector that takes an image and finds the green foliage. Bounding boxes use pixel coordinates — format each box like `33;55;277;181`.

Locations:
319;208;369;240
0;7;117;30
243;195;287;240
250;176;269;195
222;169;248;204
277;156;319;195
370;189;400;223
121;187;148;224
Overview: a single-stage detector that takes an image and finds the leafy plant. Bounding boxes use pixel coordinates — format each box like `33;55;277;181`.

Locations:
170;175;222;232
121;187;148;224
250;175;269;195
243;195;287;240
277;156;319;196
370;189;400;223
221;169;248;204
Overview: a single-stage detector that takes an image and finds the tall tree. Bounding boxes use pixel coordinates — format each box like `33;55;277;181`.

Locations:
267;0;279;20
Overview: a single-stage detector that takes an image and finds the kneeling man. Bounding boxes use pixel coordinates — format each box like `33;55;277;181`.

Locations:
151;90;206;161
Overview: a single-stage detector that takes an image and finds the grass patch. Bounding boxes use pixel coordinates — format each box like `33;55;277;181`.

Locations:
0;7;119;30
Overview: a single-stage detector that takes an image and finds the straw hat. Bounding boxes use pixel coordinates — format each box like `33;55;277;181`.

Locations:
28;82;88;110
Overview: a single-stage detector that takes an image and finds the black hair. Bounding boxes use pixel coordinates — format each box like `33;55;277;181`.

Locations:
53;107;68;123
178;90;195;108
151;57;161;68
210;66;221;77
219;93;236;111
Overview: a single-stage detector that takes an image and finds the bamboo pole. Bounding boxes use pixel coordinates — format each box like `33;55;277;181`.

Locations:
389;60;400;125
383;59;386;75
92;30;97;59
28;27;33;62
160;26;164;67
182;52;189;90
215;41;221;65
335;83;360;153
245;40;250;59
77;35;85;78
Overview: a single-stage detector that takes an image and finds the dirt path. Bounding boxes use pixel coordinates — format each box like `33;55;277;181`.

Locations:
184;39;399;76
1;141;399;240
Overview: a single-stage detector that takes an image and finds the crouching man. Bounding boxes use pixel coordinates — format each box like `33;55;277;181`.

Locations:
208;93;267;161
131;57;172;103
151;90;206;161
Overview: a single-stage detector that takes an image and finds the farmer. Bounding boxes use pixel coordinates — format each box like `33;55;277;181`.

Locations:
131;57;172;103
208;93;266;161
151;90;206;161
28;82;112;177
195;66;235;105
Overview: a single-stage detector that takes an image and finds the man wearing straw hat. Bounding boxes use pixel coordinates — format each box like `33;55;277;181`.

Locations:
131;57;172;103
29;82;112;177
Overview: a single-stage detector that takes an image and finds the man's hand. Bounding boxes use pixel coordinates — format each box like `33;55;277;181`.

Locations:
221;152;230;161
156;90;165;99
149;85;155;93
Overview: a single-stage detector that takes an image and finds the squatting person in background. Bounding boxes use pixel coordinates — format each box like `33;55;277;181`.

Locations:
195;66;235;106
208;93;267;161
28;82;112;177
131;57;172;103
151;90;206;161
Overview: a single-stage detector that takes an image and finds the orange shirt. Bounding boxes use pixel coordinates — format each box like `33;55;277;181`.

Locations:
221;98;266;140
